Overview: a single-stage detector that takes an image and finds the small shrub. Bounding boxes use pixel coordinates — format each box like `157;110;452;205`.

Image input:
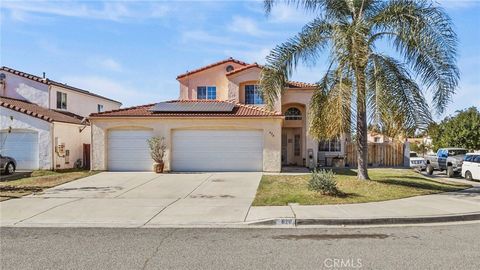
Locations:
147;136;167;163
308;169;340;196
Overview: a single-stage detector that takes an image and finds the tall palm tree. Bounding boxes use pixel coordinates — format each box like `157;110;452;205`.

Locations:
260;0;458;180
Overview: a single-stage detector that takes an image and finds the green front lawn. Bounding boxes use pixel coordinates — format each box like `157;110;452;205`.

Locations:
253;168;471;206
0;169;97;201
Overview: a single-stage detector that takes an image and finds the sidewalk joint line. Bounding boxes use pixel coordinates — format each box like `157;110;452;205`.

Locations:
243;203;253;222
142;198;181;226
183;174;214;199
288;204;297;219
13;198;82;225
113;175;160;198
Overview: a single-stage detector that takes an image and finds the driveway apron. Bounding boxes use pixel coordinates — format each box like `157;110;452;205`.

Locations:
0;172;263;227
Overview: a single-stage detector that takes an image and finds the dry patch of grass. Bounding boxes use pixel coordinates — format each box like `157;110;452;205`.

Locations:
0;169;97;200
253;168;471;206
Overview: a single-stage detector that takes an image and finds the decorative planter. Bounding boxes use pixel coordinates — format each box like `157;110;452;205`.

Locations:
153;162;164;173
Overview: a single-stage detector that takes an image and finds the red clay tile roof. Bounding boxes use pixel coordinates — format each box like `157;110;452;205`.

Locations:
226;63;263;76
0;96;86;125
225;63;317;89
1;66;122;105
175;58;317;89
90;100;282;118
286;81;317;88
176;57;248;79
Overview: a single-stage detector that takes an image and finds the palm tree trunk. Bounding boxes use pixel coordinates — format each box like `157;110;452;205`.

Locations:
355;71;370;180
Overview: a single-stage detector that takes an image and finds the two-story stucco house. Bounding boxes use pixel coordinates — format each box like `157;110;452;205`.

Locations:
0;66;122;170
89;58;346;172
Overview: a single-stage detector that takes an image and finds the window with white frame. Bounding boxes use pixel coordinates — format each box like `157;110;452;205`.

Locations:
56;91;67;110
97;104;104;113
285;107;302;120
245;85;264;104
197;86;216;100
318;137;341;152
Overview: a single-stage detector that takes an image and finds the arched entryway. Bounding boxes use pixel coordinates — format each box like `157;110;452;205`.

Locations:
281;104;306;166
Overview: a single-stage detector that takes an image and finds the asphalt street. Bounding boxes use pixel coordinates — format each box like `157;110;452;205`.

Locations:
1;223;479;270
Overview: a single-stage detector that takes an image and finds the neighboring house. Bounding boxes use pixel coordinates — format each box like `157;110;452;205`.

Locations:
407;136;434;155
367;131;393;143
0;66;122;170
90;58;346;172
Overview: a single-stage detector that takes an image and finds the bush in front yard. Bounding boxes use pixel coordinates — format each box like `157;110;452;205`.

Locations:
308;169;340;196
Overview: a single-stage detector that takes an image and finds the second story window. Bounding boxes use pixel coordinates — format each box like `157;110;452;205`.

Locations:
97;104;104;113
197;86;216;100
56;91;67;110
245;85;263;104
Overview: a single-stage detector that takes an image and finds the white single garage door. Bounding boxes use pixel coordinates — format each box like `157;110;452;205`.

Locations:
0;130;39;170
172;130;263;172
107;129;153;171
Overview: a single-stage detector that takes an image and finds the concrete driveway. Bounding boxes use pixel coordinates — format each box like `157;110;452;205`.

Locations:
0;172;262;227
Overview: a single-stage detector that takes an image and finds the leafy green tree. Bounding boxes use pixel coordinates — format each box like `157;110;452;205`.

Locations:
260;0;458;179
429;107;480;151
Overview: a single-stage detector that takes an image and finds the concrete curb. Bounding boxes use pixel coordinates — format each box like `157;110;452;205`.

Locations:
249;212;480;226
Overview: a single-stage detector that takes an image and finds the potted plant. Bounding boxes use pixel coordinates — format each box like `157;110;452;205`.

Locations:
147;136;167;173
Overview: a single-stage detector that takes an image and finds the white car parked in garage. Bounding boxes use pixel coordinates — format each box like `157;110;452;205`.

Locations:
462;153;480;181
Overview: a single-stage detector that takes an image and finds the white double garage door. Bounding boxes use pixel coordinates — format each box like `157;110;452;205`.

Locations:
107;129;263;172
0;130;39;170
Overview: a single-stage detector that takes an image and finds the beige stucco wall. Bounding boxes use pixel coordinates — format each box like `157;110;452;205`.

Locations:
367;133;392;143
3;72;50;107
178;62;245;100
228;68;261;102
50;85;121;118
91;117;282;172
52;122;91;169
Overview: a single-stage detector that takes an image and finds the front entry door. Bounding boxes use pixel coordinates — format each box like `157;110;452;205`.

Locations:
282;128;303;166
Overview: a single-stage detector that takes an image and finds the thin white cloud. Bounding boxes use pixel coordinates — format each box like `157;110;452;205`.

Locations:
181;30;256;48
267;3;315;24
37;39;66;55
228;16;265;36
60;75;152;106
98;58;123;72
1;1;170;22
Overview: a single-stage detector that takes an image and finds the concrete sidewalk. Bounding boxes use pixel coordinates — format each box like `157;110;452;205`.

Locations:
246;185;480;226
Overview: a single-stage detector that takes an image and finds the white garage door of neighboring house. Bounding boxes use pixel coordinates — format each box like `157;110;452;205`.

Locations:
172;130;263;172
0;130;39;170
107;129;153;171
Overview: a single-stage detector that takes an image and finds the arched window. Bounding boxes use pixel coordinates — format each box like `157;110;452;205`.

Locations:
285;107;302;120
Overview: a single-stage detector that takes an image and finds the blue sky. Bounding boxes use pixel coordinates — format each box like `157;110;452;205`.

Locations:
1;0;479;120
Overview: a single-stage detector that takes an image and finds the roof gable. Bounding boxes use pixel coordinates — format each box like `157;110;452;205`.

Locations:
1;66;121;105
0;96;86;125
226;63;263;77
176;57;248;79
